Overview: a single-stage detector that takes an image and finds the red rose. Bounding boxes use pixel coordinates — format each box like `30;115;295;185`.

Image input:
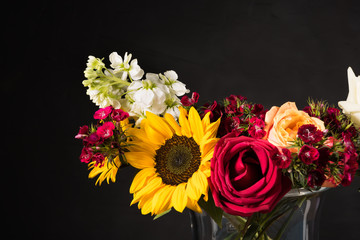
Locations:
209;134;291;217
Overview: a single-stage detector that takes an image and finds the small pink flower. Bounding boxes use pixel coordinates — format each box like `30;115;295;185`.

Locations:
299;145;320;164
111;109;129;122
75;125;89;139
297;124;323;144
94;106;113;120
96;122;115;139
273;148;292;169
80;147;93;163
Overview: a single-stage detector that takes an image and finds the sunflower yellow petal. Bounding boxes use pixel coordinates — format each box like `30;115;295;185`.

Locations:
186;171;207;201
189;107;204;144
144;124;167;146
125;152;155;169
172;183;188;212
201;111;211;129
179;107;191;138
127;128;159;150
204;117;221;139
186;198;202;213
130;168;156;194
164;113;182;136
200;138;219;160
131;177;163;205
152;185;175;214
146;111;174;139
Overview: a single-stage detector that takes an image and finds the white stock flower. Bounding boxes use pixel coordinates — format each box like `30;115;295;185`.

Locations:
127;74;167;123
338;67;360;127
159;70;190;96
109;52;144;81
84;56;105;80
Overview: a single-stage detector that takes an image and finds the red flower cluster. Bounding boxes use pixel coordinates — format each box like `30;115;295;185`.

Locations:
216;95;267;138
76;106;129;167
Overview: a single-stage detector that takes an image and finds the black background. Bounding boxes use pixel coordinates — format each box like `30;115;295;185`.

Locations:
4;0;360;239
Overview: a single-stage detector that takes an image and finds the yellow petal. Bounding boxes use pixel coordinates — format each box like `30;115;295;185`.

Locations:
146;111;174;139
186;171;206;201
130;168;156;194
131;177;163;205
144;125;167;146
189;107;204;144
125;152;155;169
164;113;182;136
152;185;175;214
172;183;188;212
186;198;202;213
204;117;221;139
200;138;219;159
201;111;211;129
127;128;159;150
179;107;191;138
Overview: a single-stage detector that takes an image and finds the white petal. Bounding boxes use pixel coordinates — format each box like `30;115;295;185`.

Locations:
171;82;190;96
164;70;178;81
109;52;123;69
346;67;360;104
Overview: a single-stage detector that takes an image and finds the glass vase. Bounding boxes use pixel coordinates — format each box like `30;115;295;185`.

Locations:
189;188;328;240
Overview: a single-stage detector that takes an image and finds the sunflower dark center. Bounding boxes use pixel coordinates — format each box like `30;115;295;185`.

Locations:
155;135;201;186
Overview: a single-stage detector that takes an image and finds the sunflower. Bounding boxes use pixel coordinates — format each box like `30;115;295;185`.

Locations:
126;107;220;216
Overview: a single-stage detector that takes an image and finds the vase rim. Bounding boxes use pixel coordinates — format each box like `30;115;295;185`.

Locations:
284;187;329;198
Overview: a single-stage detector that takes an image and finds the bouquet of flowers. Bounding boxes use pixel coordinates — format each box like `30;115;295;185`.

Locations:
76;52;360;239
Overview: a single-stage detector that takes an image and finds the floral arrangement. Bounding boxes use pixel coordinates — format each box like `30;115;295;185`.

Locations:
76;52;360;239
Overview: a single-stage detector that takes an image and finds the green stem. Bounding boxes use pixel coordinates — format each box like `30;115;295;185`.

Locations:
273;196;307;240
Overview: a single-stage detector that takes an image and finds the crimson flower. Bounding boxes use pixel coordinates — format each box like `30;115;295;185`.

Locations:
297;124;323;144
111;109;129;122
307;169;326;188
272;148;292;169
180;92;199;106
80;147;93;163
94;106;113;119
75;125;89;139
299;145;319;164
248;117;266;139
96;122;115;139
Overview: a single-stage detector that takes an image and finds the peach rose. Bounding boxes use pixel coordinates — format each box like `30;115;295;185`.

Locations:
264;102;325;150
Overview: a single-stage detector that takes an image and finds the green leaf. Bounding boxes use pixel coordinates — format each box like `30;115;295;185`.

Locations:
153;209;171;220
198;193;223;227
242;222;261;240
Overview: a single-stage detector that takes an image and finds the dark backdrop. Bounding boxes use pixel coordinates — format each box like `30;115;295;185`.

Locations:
4;0;360;239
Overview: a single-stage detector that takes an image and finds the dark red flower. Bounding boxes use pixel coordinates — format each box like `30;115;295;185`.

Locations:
92;153;105;167
248;117;266;139
111;109;129;122
297;124;323;144
181;92;199;106
273;148;292;169
80;147;93;163
307;169;326;188
75;125;89;139
94;106;113;119
86;132;102;145
299;145;320;164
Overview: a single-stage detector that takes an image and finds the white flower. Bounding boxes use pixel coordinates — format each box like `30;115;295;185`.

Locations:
338;67;360;127
84;56;105;80
109;52;144;80
159;70;190;96
127;74;168;122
